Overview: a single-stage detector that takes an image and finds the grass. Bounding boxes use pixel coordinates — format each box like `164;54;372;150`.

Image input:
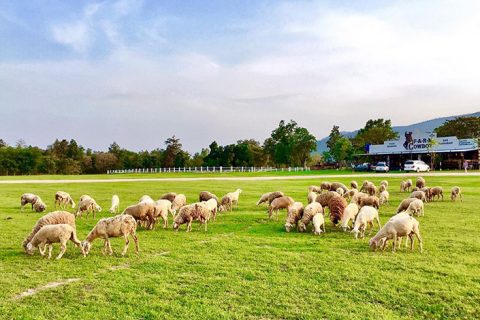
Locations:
0;174;479;319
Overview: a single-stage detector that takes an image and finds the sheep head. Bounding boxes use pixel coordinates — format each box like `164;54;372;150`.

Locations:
25;242;36;255
82;241;92;255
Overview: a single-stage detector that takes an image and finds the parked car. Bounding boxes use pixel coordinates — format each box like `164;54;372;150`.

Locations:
354;163;372;172
404;160;430;172
375;162;389;172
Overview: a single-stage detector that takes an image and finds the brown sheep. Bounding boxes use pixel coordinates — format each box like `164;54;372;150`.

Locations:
173;203;210;232
284;202;304;232
350;181;358;190
416;177;426;189
358;196;380;209
328;196;347;225
410;191;427;202
160;192;177;202
396;198;417;213
320;182;331;192
428;187;444;201
308;186;322;193
268;196;294;221
22;211;76;252
329;182;348;194
315;191;339;208
123;202;157;230
451;186;462;202
199;191;218;203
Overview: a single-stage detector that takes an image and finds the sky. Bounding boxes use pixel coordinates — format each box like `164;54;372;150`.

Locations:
1;0;480;153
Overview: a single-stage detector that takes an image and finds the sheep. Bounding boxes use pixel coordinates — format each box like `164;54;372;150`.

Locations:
407;199;424;216
109;195;120;214
172;194;187;212
410;191;427;202
312;212;326;235
328;196;347;225
173;203;210;232
360;180;372;193
160;192;177;202
380;180;389;188
54;191;75;209
297;202;323;233
351;206;381;239
336;188;345;197
345;189;359;200
416;177;426;189
428;187;444;201
82;214;138;256
307;191;317;204
202;198;218;221
364;183;377;196
139;195;155;204
330;182;348;194
123;202;156;230
378;184;387;193
350;181;358;190
396;198;418;213
400;179;413;192
199;191;218;203
26;224;84;260
153;199;174;228
20;193;46;213
340;203;360;231
320;182;331;192
218;194;233;212
22;211;76;252
268;196;294;221
451;186;462;202
351;192;369;206
358;196;380;209
420;187;432;202
315;191;339;208
76;196;102;219
256;191;285;206
284;202;304;232
369;215;422;253
379;190;390;206
308;186;322;193
225;189;242;210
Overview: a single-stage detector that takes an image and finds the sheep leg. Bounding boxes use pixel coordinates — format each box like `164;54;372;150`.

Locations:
48;244;53;259
409;234;414;251
106;239;113;255
131;232;139;254
187;219;192;232
121;234;130;256
392;233;397;252
204;220;208;232
322;222;326;233
414;229;423;253
102;239;109;255
376;216;382;229
38;244;46;257
56;242;67;260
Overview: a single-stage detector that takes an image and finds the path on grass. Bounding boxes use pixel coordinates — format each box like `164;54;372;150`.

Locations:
0;172;478;184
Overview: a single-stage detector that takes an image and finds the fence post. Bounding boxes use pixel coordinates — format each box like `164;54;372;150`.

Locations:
220;166;222;173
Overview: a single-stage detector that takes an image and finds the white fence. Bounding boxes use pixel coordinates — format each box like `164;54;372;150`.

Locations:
107;166;311;174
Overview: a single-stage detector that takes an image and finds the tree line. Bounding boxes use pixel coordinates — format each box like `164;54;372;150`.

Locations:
0;120;317;175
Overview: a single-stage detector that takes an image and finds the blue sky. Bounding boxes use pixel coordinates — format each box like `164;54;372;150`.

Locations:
1;0;480;152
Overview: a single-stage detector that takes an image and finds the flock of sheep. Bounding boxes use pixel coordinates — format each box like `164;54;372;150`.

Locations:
19;178;462;260
20;189;242;259
257;177;462;252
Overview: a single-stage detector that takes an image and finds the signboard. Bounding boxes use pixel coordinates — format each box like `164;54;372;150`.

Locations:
368;130;478;155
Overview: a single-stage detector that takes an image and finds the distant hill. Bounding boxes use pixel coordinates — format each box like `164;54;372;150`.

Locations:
315;111;480;153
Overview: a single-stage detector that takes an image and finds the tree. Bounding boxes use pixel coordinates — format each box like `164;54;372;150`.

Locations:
0;139;7;148
93;153;118;173
331;137;354;165
352;119;398;151
163;136;183;167
435;116;480;138
326;125;342;152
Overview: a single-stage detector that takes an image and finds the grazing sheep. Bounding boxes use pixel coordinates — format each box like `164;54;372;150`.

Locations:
396;198;418;213
420;187;431;202
199;191;218;203
312;212;326;235
109;195;120;214
298;202;323;233
160;192;177;202
202;198;218;221
139;195;155;204
327;196;347;225
284;202;304;232
407;199;424;216
26;224;84;260
330;182;348;194
346;189;359;200
428;187;444;201
350;181;358;190
172;194;187;212
358;196;380;209
351;192;369;206
336;188;345;197
379;191;390;206
54;191;75;209
173;203;210;232
341;203;360;231
22;211;76;252
307;191;317;204
225;189;242;210
380;180;389;188
451;186;462;202
378;184;387;193
153;199;174;228
257;191;284;206
308;186;322;193
360;180;369;192
364;183;377;196
369;215;422;253
320;182;331;192
416;177;426;189
219;194;233;212
315;191;339;208
400;179;413;192
20;193;46;213
410;191;427;202
76;196;102;219
268;196;294;221
256;192;272;206
123;202;156;229
82;214;138;256
352;206;381;239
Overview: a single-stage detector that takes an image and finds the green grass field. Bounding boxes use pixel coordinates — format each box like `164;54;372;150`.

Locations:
1;174;479;319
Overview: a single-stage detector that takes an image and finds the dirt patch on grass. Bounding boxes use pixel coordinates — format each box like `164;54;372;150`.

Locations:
15;278;81;300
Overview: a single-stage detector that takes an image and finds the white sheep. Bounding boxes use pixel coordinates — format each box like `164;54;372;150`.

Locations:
202;198;218;221
451;186;462;202
284;202;304;232
76;195;102;219
340;203;360;231
154;199;174;228
369;214;422;253
139;195;155;204
336;188;345;197
307;191;317;204
352;206;381;239
406;199;424;216
172;194;187;212
225;189;242;210
312;213;325;235
379;190;390;206
20;193;46;213
297;202;323;233
109;195;120;214
82;214;138;256
26;224;84;259
54;191;76;209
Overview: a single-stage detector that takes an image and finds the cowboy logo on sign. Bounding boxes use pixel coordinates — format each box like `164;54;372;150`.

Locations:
403;132;413;149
